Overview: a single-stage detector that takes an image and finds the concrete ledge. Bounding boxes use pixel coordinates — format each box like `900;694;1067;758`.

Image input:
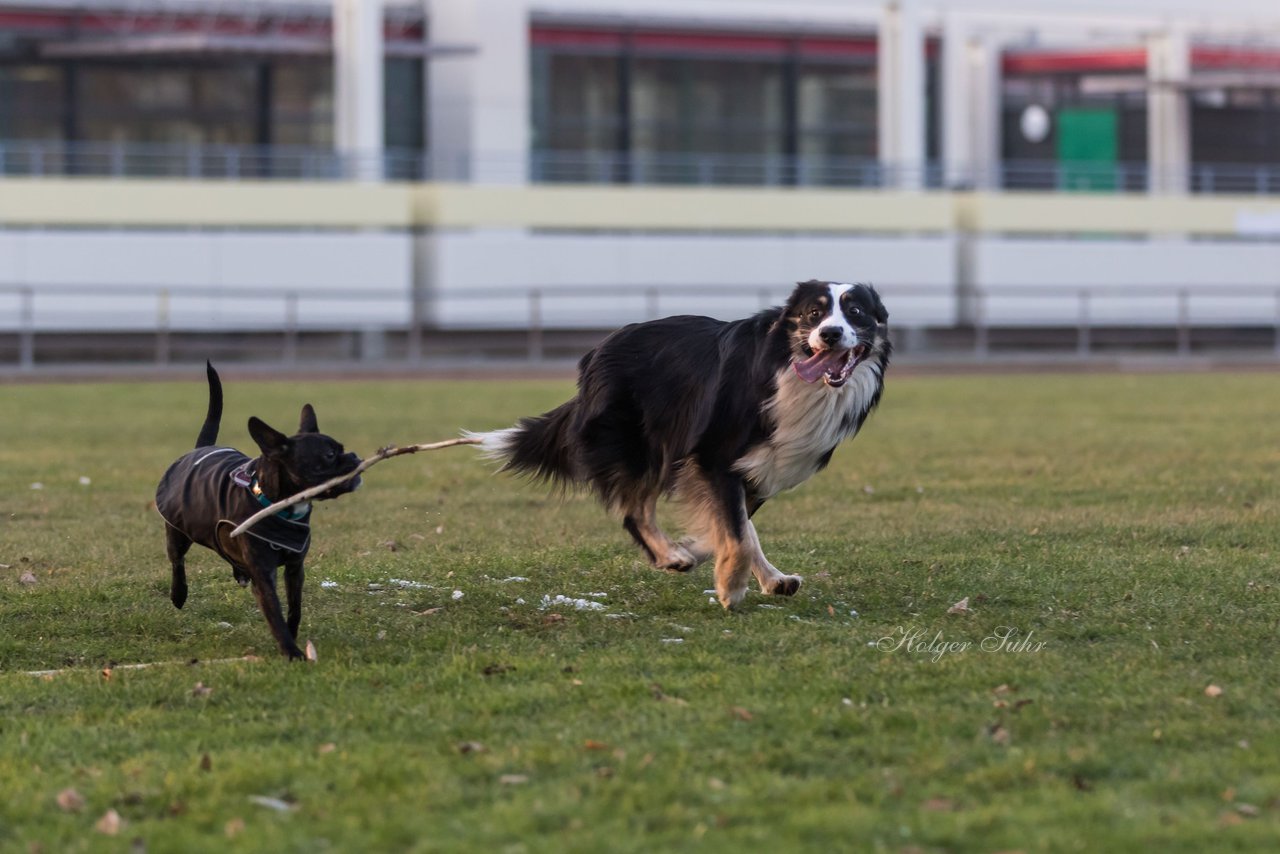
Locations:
2;178;1278;238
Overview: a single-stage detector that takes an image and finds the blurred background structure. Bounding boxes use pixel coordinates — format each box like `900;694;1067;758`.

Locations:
2;0;1280;369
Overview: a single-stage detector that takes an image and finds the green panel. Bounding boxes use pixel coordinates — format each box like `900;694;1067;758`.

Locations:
1056;107;1118;191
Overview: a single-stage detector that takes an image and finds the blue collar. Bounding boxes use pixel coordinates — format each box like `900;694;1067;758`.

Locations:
230;461;310;521
250;479;311;522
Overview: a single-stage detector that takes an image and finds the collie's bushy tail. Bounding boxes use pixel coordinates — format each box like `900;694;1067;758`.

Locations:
464;400;580;486
195;361;223;448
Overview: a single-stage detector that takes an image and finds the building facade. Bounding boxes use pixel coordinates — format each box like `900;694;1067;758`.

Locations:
0;0;1277;190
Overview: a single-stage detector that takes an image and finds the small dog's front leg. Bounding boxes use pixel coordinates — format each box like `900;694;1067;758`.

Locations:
246;561;306;660
283;557;305;641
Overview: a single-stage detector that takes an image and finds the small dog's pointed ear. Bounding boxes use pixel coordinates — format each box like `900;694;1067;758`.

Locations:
248;417;290;456
299;404;319;434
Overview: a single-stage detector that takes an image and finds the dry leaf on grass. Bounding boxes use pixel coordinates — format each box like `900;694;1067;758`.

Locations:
987;723;1011;745
650;683;688;706
921;797;956;812
499;774;529;785
318;743;337;755
1204;684;1224;698
95;809;123;835
19;571;38;585
55;788;85;813
191;682;212;698
947;597;971;615
730;707;753;721
305;640;317;663
224;818;245;839
456;741;486;754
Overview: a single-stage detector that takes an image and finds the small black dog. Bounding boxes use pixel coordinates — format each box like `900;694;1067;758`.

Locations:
155;363;361;660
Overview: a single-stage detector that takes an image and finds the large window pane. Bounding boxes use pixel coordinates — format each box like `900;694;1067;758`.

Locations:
0;65;65;139
77;65;257;145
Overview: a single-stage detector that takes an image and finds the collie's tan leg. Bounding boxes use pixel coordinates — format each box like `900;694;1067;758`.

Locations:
622;493;698;572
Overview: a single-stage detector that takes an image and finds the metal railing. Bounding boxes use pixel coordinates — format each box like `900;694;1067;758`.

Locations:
5;283;1280;371
0;141;431;182
1;139;1279;194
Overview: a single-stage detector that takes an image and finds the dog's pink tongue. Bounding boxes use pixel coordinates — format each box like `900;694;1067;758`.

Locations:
793;349;842;383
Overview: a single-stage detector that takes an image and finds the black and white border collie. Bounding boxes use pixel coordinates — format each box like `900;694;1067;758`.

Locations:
468;280;890;609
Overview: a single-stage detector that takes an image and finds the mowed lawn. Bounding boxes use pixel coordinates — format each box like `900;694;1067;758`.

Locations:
2;369;1279;852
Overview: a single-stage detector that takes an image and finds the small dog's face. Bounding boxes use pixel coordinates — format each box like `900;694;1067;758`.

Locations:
783;280;888;387
248;405;363;499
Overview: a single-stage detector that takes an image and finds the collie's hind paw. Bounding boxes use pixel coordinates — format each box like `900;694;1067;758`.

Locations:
766;575;803;597
659;543;699;572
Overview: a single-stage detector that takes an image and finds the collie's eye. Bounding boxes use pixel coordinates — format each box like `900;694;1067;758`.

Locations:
807;308;823;321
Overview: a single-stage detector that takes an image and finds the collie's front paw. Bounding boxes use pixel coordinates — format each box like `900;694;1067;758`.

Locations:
716;582;749;610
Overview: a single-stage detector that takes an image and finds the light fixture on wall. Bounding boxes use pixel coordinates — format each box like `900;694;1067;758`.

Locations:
1019;103;1051;143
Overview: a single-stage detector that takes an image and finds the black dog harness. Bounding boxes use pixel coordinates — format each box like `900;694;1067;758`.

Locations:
155;447;312;557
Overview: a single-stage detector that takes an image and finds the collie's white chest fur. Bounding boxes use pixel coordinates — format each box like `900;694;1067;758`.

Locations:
733;361;882;499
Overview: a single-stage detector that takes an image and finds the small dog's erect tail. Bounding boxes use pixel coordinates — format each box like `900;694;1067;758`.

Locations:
195;361;224;448
464;400;579;486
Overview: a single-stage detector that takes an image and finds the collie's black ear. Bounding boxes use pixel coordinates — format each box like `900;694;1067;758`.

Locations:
869;285;889;324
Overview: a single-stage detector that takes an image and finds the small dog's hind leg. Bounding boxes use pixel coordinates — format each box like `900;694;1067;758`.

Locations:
166;527;194;609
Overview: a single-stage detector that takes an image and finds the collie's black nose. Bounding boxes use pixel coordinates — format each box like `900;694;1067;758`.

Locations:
819;326;843;346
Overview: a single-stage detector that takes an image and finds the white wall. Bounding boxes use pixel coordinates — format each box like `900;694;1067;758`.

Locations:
0;229;412;330
427;231;957;328
975;238;1280;326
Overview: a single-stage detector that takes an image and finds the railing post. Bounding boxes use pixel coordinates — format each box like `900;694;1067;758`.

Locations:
527;289;543;362
407;289;424;365
284;292;299;365
1077;289;1091;358
974;290;989;359
19;287;34;371
1273;290;1280;360
156;289;171;366
1176;289;1191;356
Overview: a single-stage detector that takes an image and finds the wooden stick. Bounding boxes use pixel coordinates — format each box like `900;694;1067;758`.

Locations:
228;436;482;539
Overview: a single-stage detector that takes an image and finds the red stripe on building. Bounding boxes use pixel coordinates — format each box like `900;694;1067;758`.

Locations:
1192;45;1280;71
1003;48;1146;74
797;36;877;58
631;31;789;55
530;27;625;49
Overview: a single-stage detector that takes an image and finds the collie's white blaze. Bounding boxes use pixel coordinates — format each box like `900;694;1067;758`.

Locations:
733;356;883;499
461;428;520;463
807;282;857;351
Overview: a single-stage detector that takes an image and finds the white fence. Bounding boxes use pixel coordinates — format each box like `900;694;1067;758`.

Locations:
5;282;1280;370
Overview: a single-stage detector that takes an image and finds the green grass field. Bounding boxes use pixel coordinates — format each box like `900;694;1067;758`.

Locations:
2;370;1279;852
